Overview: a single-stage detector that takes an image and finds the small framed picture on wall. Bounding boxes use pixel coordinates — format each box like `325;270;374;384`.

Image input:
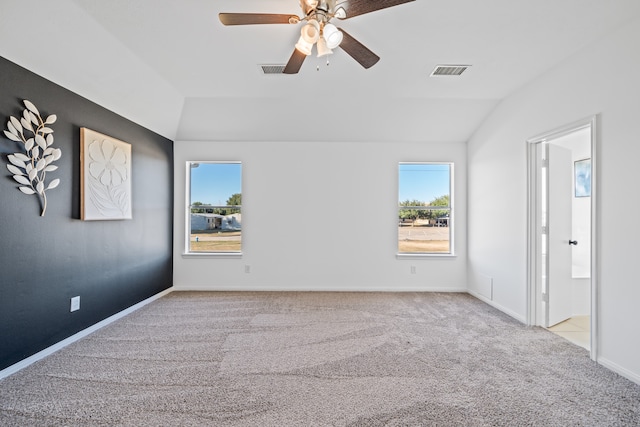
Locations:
574;158;591;198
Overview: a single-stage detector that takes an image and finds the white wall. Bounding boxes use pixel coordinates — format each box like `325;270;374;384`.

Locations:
0;0;184;140
174;141;467;292
467;17;640;382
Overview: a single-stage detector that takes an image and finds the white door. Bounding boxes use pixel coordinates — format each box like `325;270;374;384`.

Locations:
546;143;574;327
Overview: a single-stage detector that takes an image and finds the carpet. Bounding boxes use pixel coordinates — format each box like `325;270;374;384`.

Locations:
1;292;638;426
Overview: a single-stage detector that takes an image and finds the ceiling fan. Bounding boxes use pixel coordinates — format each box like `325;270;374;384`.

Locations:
219;0;415;74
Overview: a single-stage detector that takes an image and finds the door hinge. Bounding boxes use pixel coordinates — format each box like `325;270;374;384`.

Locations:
541;225;547;234
541;158;548;168
542;293;548;303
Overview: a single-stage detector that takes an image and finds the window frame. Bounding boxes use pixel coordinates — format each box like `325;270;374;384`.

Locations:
397;162;455;257
184;161;243;257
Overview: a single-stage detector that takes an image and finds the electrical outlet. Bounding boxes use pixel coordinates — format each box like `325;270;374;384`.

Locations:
410;266;416;274
70;296;80;312
244;265;251;274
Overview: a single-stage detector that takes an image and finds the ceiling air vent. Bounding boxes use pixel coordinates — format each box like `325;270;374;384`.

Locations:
260;64;286;75
430;65;470;77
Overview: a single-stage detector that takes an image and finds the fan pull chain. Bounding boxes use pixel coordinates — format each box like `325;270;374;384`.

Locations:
317;58;330;71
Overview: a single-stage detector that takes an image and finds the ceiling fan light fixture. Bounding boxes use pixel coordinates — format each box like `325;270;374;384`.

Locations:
323;23;343;49
301;20;320;44
316;37;333;57
221;0;417;73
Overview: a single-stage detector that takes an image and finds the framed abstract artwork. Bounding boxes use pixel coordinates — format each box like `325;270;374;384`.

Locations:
80;128;132;220
574;158;591;198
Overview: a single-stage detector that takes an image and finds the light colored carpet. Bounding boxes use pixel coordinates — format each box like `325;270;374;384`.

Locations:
1;292;638;426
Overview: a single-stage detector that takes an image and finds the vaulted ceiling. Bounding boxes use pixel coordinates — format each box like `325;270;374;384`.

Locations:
1;0;639;142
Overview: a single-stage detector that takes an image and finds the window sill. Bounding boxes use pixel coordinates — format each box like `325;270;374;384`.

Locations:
182;252;243;259
396;253;457;259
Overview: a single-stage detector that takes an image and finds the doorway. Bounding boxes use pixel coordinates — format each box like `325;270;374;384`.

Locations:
527;117;597;360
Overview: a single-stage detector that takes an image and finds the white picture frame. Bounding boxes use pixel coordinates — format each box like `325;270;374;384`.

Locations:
80;128;132;220
574;158;591;198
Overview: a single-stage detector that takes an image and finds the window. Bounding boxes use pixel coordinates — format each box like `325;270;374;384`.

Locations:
187;161;242;254
398;162;453;254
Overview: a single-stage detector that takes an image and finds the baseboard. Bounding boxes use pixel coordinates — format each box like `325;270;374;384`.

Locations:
597;357;640;386
172;285;469;293
467;289;527;323
0;288;173;381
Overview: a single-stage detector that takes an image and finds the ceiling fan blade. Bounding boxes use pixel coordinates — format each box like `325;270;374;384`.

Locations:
283;49;307;74
338;29;380;69
219;13;298;26
335;0;415;19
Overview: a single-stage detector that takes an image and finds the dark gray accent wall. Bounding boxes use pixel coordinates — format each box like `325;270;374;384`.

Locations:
0;57;173;371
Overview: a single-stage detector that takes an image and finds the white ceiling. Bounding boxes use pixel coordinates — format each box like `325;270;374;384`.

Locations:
1;0;640;142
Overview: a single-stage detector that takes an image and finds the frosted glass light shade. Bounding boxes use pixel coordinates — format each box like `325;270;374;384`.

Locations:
295;36;313;56
323;24;343;49
316;37;333;57
301;20;320;44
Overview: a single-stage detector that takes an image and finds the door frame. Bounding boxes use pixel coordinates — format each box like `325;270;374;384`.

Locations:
526;115;598;361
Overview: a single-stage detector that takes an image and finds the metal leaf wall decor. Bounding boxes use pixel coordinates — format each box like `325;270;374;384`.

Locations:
3;100;62;216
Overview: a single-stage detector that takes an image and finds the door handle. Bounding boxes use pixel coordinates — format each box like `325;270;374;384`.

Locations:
569;240;578;245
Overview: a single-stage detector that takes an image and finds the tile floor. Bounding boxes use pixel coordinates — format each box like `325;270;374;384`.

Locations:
548;315;590;350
